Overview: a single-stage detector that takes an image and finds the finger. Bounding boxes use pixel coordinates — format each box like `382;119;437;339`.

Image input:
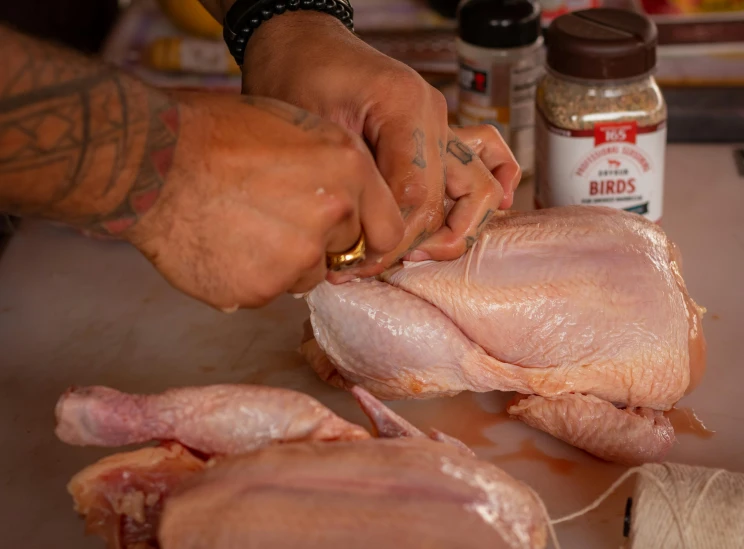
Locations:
451;125;521;209
411;132;503;261
349;119;446;278
323;156;403;286
288;256;328;295
315;136;403;256
323;196;362;255
357;153;405;256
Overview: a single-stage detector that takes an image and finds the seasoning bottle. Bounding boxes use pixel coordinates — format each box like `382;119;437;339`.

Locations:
456;0;543;178
535;8;667;223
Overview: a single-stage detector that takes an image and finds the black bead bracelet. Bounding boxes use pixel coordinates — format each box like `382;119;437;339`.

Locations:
223;0;354;67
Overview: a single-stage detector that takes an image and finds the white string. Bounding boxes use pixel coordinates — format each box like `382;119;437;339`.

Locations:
550;467;643;525
548;464;730;549
526;486;562;549
678;468;726;543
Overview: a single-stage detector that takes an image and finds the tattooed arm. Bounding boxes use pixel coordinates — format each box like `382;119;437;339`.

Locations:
0;24;177;235
0;25;403;309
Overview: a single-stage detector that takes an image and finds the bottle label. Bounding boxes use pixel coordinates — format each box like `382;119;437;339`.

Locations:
540;0;602;24
457;54;542;176
535;116;667;222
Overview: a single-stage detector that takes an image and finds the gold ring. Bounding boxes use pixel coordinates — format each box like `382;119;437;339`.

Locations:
326;233;366;272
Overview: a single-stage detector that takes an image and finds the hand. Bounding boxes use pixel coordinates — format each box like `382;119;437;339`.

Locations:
408;125;521;262
126;92;403;310
449;125;522;211
241;12;520;279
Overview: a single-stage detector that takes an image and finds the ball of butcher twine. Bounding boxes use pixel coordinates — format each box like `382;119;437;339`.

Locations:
550;463;744;549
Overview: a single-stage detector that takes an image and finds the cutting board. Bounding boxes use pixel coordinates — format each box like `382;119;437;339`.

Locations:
1;144;742;548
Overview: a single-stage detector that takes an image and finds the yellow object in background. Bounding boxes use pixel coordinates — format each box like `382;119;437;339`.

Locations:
660;0;744;12
143;37;242;75
156;0;223;38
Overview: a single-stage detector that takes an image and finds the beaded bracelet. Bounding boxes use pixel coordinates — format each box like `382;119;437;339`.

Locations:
223;0;355;67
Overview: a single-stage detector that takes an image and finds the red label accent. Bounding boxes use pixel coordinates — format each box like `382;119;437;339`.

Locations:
594;121;638;146
541;0;600;22
473;72;487;92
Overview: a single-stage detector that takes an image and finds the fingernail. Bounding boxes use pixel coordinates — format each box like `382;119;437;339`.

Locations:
328;272;358;284
406;250;431;262
500;192;514;209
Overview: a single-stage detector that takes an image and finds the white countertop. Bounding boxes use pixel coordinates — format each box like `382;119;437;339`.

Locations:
1;143;743;548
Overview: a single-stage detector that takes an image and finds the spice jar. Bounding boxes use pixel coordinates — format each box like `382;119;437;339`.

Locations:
457;0;543;178
535;8;667;223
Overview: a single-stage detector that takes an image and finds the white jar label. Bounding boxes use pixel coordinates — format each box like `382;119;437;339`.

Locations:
535;117;667;223
458;55;542;176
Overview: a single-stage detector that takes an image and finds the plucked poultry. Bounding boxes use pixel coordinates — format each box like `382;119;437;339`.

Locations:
302;206;707;465
57;384;548;549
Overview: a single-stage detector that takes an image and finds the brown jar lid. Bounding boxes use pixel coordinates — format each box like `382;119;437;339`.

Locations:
546;8;657;80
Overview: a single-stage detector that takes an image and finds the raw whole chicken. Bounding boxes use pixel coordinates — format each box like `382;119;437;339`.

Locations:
302;206;707;465
57;384;549;549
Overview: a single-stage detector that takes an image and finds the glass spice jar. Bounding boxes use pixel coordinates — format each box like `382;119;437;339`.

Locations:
535;8;668;223
456;0;544;179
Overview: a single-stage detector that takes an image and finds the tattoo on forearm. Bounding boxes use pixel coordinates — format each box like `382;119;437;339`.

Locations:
412;128;426;169
0;25;180;235
96;93;179;235
446;137;474;165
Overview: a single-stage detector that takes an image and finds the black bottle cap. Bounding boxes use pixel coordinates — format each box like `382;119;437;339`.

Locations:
457;0;542;49
546;8;657;80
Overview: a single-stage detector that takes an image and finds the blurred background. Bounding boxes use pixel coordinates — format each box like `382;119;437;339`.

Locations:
1;0;742;248
1;0;742;135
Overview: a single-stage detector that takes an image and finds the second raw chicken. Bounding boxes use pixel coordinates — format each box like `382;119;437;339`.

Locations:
303;206;707;465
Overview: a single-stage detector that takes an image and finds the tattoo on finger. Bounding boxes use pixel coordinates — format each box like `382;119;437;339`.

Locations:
400;206;414;219
478;209;495;228
395;228;430;262
408;229;430;252
471;209;495;242
447;137;474;165
412;128;427;169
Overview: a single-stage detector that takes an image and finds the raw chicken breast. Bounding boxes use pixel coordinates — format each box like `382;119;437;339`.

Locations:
59;385;548;549
67;442;205;549
303;206;707;465
160;438;547;549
